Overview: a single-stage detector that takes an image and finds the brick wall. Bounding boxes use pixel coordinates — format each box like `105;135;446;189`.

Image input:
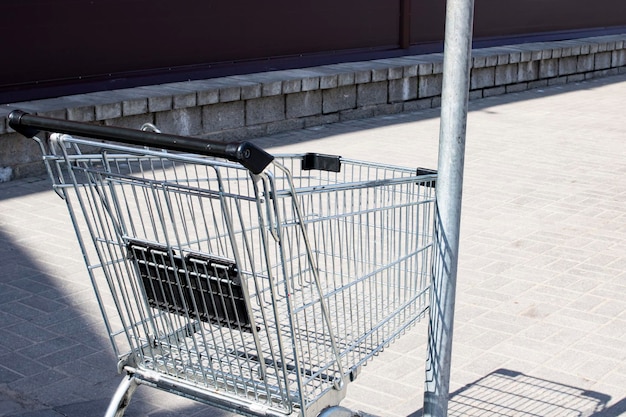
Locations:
1;34;625;181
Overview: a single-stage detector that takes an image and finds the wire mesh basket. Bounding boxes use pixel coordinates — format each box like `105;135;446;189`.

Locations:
9;111;437;417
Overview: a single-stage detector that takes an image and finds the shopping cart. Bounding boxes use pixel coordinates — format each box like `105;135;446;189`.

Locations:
8;110;437;417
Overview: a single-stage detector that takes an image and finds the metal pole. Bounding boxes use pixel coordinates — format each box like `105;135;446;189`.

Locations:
423;0;474;415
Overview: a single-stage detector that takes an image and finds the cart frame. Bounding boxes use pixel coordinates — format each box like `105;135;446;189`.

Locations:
8;111;437;417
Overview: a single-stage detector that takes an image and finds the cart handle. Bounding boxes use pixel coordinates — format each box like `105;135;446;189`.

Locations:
7;110;274;174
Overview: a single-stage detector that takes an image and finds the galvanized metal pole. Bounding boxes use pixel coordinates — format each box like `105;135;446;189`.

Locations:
423;0;474;415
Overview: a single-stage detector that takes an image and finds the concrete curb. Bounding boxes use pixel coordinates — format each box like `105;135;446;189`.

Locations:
1;33;625;180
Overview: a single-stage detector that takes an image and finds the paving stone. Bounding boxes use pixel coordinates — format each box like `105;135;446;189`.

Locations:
2;46;626;417
281;79;302;94
147;94;173;113
66;105;95;122
154;107;202;136
201;101;244;131
611;49;626;67
388;77;418;103
0;367;22;384
196;88;219;106
245;95;285;125
0;354;45;379
103;113;154;130
357;81;388;107
4;322;57;344
577;54;595;72
286;90;322;118
94;102;122;120
419;73;443;98
218;86;241;102
5;409;65;417
120;99;147;117
253;73;626;416
322;85;357;114
320;74;339;90
595;51;613;70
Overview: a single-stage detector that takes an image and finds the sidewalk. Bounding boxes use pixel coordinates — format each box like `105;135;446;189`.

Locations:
1;73;626;416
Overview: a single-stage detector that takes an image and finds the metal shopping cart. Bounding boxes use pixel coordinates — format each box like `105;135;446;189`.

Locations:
8;110;437;417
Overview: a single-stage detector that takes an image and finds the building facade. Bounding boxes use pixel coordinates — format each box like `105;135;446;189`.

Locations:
3;0;625;103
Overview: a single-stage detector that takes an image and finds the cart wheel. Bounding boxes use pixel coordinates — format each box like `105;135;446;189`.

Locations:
317;405;358;417
104;374;139;417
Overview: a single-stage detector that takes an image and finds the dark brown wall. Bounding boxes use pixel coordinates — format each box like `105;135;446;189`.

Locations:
410;0;446;43
410;0;626;44
4;0;398;87
2;0;625;102
472;0;626;38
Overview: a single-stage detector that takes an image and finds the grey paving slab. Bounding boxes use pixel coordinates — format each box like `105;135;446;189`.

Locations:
255;73;626;417
1;73;626;416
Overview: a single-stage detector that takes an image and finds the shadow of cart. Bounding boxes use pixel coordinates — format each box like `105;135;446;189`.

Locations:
410;368;625;417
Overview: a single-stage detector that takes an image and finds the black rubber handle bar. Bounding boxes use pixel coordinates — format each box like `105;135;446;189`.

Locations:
7;110;274;174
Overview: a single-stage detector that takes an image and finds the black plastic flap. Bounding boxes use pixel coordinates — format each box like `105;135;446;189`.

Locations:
416;167;437;188
301;153;342;172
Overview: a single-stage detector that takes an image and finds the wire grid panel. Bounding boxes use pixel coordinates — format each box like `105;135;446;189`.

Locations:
50;148;324;415
45;138;435;416
270;156;435;374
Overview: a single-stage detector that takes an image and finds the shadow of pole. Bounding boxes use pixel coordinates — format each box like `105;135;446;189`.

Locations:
590;397;626;417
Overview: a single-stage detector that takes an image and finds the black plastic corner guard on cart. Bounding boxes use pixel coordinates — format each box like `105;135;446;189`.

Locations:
7;110;275;175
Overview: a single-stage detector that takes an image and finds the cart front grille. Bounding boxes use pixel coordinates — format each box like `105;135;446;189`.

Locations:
47;140;436;416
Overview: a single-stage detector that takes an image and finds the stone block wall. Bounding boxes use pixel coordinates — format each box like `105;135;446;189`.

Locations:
1;34;625;181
